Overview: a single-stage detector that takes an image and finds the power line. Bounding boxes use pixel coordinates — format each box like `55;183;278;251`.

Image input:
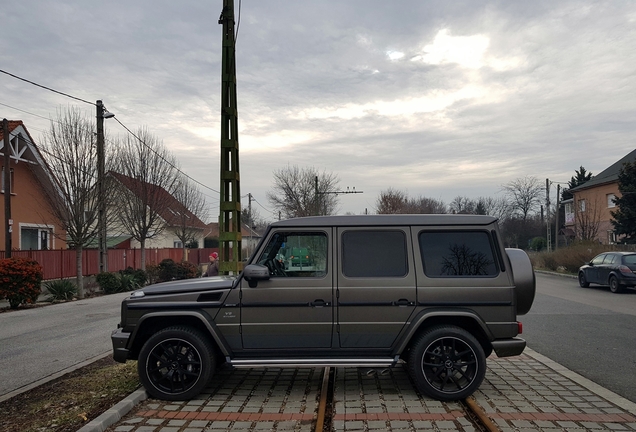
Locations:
0;102;53;122
1;89;221;197
113;117;220;195
0;69;95;106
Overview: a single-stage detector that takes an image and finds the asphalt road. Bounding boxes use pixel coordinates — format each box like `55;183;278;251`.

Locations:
0;292;130;398
523;272;636;403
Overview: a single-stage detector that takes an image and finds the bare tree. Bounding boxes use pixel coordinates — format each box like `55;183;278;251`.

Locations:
449;196;476;214
111;128;179;269
576;196;602;241
405;196;447;214
502;176;543;220
267;166;339;218
41;107;99;298
376;189;446;214
376;188;408;214
173;176;209;259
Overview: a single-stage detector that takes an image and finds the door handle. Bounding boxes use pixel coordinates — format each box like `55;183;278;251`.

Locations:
311;299;330;307
394;299;413;307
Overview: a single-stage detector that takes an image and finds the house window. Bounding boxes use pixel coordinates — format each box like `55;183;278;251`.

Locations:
607;194;616;208
564;203;574;224
578;199;586;212
608;231;617;244
174;241;183;248
20;227;50;250
1;166;14;194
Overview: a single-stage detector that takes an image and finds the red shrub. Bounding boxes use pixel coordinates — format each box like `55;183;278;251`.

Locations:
0;257;44;309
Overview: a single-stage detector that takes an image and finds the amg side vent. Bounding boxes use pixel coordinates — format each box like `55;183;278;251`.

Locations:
197;293;223;302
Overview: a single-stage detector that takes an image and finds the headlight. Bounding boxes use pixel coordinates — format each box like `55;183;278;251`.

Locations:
131;290;145;298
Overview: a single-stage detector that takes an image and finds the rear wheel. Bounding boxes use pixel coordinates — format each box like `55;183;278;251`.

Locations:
578;272;590;288
609;275;623;293
138;326;216;400
408;326;486;401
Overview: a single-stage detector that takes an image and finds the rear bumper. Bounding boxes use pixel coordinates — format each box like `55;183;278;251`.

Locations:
491;337;526;357
111;328;131;363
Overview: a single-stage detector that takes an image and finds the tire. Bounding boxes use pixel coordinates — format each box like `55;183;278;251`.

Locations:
408;326;486;401
578;272;590;288
609;276;624;294
138;326;216;400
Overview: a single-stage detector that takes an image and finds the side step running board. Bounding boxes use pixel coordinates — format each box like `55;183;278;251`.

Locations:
227;357;401;369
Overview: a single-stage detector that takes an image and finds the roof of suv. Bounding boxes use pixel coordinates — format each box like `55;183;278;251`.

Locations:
271;214;497;228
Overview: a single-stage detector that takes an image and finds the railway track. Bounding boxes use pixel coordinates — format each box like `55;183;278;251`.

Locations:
315;366;496;432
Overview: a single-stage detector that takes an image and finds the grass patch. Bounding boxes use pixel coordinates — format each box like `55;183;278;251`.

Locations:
0;356;139;432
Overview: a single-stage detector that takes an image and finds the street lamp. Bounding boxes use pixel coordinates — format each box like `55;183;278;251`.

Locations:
96;100;114;273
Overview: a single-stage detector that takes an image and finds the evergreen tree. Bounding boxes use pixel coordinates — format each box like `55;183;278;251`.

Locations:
561;166;592;201
611;161;636;243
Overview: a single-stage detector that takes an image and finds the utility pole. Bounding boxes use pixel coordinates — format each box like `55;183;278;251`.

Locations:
218;0;242;274
546;178;551;252
3;119;12;257
96;100;115;273
555;184;560;250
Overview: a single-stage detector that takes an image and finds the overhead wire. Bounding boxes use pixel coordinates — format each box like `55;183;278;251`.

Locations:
0;69;95;106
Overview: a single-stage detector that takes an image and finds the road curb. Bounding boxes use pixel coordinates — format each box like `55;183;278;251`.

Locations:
77;387;148;432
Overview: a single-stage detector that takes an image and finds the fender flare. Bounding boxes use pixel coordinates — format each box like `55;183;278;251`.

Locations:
394;309;494;354
131;310;232;357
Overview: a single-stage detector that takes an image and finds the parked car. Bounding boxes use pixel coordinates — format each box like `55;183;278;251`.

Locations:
578;251;636;293
112;214;535;402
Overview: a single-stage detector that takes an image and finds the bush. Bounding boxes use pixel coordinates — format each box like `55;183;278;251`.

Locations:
96;271;143;294
529;237;546;251
0;257;44;309
176;261;200;280
531;242;615;273
157;259;178;283
44;279;78;301
156;259;200;282
118;273;140;292
120;267;147;287
96;272;123;294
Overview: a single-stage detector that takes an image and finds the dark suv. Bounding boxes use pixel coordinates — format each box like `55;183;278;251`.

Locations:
111;214;535;401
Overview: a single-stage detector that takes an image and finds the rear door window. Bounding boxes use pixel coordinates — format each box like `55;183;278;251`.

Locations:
419;231;498;277
342;230;408;277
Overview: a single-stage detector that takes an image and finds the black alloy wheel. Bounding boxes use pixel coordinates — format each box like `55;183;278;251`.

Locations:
138;326;216;400
408;326;486;401
578;272;590;288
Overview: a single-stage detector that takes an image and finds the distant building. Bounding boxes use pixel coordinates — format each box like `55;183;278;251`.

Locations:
0;121;67;250
566;149;636;244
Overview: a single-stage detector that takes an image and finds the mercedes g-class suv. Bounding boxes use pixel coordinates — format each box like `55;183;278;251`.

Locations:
111;214;535;401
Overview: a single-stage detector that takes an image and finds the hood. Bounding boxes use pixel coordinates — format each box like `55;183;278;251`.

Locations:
134;276;236;296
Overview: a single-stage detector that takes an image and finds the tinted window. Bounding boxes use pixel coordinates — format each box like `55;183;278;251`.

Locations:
623;255;636;265
419;231;498;277
342;230;407;277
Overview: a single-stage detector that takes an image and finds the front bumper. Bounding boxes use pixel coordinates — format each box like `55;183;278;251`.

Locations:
111;328;131;363
491;337;526;357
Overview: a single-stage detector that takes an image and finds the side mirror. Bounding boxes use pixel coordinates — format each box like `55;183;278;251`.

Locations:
243;264;270;288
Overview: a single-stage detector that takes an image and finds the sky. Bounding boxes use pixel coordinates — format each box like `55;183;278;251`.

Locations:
2;0;636;222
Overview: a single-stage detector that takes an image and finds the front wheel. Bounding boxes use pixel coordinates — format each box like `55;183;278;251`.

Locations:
408;326;486;401
138;326;216;400
609;275;623;293
578;272;590;288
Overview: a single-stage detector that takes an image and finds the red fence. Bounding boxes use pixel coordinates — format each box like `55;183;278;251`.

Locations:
0;248;219;280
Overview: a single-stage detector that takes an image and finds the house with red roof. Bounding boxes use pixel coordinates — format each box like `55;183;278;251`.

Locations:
107;172;210;250
0;120;67;251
